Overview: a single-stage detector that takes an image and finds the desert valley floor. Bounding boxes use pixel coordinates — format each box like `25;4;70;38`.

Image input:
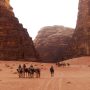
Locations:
0;57;90;90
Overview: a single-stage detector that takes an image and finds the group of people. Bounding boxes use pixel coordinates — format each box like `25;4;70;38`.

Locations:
17;64;40;78
17;64;55;78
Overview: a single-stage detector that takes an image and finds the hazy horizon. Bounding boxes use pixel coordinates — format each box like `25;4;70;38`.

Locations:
10;0;79;39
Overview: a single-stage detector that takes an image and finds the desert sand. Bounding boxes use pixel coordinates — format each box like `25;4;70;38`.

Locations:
0;56;90;90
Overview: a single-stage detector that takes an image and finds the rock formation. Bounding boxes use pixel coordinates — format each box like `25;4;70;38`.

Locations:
69;0;90;57
34;26;74;62
0;0;39;60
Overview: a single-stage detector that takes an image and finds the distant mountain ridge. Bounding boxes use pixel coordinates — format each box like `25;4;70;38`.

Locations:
34;26;74;62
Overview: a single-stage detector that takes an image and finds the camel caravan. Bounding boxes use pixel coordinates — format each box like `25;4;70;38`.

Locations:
17;64;40;78
56;62;70;67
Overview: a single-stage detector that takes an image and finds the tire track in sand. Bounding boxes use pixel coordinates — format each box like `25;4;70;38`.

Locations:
38;77;62;90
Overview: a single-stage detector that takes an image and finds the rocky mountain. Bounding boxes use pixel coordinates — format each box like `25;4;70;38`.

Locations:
69;0;90;58
0;0;39;60
34;26;74;62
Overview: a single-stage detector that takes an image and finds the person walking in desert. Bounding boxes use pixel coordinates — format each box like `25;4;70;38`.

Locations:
50;65;54;77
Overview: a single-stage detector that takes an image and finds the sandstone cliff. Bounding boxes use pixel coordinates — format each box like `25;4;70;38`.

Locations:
69;0;90;58
0;0;39;60
34;26;74;62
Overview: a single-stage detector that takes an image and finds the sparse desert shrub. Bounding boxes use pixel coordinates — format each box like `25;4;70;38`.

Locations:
41;65;44;66
0;69;2;71
67;63;70;66
67;81;71;84
5;64;10;68
10;67;13;69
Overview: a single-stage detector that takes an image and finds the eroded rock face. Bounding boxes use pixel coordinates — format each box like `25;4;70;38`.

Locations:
34;26;74;62
0;0;39;60
69;0;90;57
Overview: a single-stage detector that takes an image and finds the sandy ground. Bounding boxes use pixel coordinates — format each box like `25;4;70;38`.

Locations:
0;57;90;90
